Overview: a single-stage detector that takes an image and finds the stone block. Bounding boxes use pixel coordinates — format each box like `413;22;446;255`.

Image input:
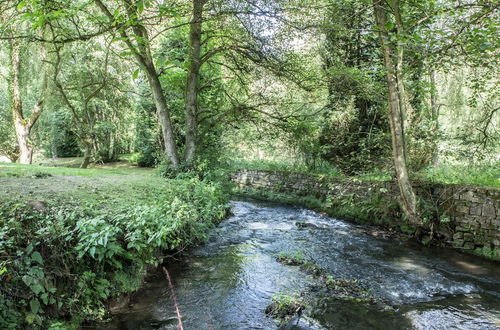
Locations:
452;239;464;248
455;224;471;232
476;218;490;228
463;233;474;242
455;204;469;214
474;235;488;245
453;232;463;240
460;190;480;202
470;205;482;216
482;203;496;217
463;242;475;250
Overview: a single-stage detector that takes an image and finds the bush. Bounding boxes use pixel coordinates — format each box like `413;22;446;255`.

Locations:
0;178;228;328
129;152;157;168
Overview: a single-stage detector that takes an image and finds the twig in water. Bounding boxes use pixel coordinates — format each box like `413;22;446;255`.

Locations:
163;266;184;330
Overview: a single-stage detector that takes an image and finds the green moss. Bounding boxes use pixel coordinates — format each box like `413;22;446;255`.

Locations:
275;253;388;308
265;293;304;325
276;251;305;265
473;246;500;261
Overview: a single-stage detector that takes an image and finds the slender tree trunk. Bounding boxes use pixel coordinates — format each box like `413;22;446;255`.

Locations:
184;0;206;163
80;140;92;169
9;39;46;164
430;70;440;165
373;0;420;225
392;0;410;131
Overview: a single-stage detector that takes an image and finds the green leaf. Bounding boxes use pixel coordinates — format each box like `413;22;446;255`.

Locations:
40;293;49;305
17;1;27;11
30;299;40;314
31;283;45;295
137;1;144;14
22;275;33;286
25;313;36;324
31;251;43;265
132;69;140;80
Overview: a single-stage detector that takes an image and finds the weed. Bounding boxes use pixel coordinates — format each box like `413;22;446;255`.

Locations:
265;293;304;324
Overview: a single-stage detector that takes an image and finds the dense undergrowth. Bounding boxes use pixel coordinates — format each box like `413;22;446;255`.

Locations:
0;168;228;329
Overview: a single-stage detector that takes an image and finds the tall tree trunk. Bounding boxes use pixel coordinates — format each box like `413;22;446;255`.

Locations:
80;140;92;169
93;0;180;167
184;0;206;163
430;70;440;165
373;0;420;225
392;0;410;130
9;39;47;165
146;67;181;167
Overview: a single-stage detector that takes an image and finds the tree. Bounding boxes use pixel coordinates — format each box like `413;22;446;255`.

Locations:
8;38;49;164
372;0;420;225
184;0;207;163
319;0;390;174
93;0;181;167
52;39;132;168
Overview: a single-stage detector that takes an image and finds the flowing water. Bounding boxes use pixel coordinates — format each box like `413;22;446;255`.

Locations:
104;200;500;329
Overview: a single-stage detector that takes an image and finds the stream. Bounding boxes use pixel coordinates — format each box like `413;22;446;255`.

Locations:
104;200;500;329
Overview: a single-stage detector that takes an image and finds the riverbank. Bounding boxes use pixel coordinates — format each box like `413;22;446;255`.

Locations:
102;200;500;329
0;163;229;329
231;169;500;261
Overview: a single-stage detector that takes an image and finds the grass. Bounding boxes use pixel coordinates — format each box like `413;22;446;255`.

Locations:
415;163;500;188
0;159;153;178
265;293;304;325
229;159;343;177
0;160;228;328
230;158;500;188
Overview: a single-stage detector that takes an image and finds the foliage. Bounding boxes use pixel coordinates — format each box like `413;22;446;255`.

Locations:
318;0;391;174
0;173;228;328
230;159;342;177
40;109;80;158
265;293;304;325
415;163;500;188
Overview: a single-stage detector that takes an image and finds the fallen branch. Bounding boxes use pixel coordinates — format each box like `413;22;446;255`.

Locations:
162;266;184;330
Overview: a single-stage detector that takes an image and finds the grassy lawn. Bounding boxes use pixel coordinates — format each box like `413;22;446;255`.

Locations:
1;157;153;178
0;158;157;207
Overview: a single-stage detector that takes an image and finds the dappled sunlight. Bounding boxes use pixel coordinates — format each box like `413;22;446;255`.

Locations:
393;257;431;275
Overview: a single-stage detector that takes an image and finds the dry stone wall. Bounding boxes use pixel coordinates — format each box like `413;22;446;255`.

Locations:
232;169;500;260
